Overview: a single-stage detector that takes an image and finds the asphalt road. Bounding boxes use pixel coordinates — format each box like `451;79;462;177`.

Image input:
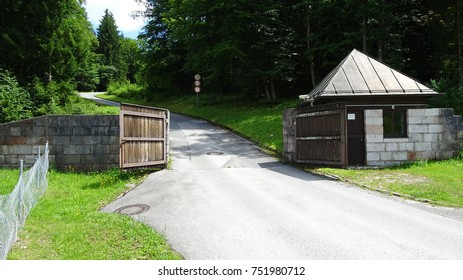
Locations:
79;92;120;107
102;113;463;260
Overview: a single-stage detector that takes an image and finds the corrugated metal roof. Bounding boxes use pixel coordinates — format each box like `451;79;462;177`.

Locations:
299;49;438;102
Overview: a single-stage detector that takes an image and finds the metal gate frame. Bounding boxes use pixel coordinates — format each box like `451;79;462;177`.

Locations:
119;103;169;169
295;103;347;167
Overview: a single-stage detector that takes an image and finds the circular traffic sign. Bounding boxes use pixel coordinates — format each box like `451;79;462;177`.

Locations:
194;74;201;81
194;80;201;86
194;86;201;93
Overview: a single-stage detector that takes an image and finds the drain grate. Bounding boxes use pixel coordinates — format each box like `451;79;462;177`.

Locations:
114;204;150;215
207;151;224;155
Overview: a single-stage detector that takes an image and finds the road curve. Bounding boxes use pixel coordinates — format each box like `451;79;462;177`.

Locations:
78;92;120;107
103;113;463;260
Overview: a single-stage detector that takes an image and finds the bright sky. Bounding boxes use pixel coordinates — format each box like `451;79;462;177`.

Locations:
84;0;145;39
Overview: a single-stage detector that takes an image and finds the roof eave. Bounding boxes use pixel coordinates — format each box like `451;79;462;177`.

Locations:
301;49;441;102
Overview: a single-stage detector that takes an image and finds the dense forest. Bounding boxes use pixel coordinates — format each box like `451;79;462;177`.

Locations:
138;0;463;108
0;0;141;122
1;0;463;123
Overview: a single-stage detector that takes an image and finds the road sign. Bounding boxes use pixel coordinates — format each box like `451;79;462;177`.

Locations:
194;74;201;107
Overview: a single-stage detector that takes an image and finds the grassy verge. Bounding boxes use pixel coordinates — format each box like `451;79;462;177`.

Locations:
311;159;463;207
1;168;182;260
98;93;297;153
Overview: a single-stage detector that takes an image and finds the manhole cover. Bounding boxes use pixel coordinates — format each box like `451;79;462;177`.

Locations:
114;204;150;215
207;151;224;155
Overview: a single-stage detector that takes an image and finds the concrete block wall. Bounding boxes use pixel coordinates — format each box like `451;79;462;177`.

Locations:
365;108;463;167
283;108;297;162
0;115;120;171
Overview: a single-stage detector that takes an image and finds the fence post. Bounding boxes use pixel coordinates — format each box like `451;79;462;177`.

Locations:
18;160;24;222
37;146;41;184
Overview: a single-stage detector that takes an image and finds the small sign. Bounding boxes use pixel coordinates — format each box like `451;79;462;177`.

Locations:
348;113;356;120
194;80;201;86
194;86;201;93
194;74;201;81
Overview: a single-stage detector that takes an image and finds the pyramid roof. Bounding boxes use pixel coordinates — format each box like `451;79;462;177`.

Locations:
299;49;439;102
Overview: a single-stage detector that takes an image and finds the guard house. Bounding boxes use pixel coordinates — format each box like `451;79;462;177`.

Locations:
283;49;463;167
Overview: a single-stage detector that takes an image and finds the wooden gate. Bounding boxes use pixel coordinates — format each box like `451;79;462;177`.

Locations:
119;103;169;169
295;103;347;166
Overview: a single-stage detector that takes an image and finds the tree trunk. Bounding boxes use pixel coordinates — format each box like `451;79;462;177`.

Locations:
256;82;261;98
378;40;383;61
362;14;367;54
264;82;272;101
306;1;316;88
270;80;277;100
457;3;463;84
377;1;385;61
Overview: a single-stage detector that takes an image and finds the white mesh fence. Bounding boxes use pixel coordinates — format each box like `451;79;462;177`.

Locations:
0;143;49;260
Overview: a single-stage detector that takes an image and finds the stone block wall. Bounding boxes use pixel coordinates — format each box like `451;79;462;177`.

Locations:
283;108;297;162
365;108;463;167
0;115;120;171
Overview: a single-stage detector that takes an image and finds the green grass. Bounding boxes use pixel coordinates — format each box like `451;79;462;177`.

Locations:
64;97;120;115
98;93;297;153
311;159;463;207
107;81;145;99
0;169;19;194
1;168;182;260
43;94;119;116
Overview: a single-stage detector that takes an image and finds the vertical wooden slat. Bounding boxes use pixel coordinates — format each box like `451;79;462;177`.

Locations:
295;103;347;166
119;103;169;169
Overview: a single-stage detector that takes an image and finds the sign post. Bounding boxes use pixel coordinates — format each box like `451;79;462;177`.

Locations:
194;74;201;107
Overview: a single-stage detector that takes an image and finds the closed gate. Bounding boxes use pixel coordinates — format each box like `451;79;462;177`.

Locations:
119;103;169;169
295;103;347;166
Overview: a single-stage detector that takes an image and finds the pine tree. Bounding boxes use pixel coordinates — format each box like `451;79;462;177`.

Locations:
96;9;122;90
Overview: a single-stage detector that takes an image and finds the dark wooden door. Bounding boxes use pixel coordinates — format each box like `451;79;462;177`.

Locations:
119;103;169;169
347;110;365;166
295;103;347;167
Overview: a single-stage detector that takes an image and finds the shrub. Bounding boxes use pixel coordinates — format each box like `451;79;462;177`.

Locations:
429;79;463;116
29;80;78;116
98;65;118;91
0;69;32;123
107;80;145;99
